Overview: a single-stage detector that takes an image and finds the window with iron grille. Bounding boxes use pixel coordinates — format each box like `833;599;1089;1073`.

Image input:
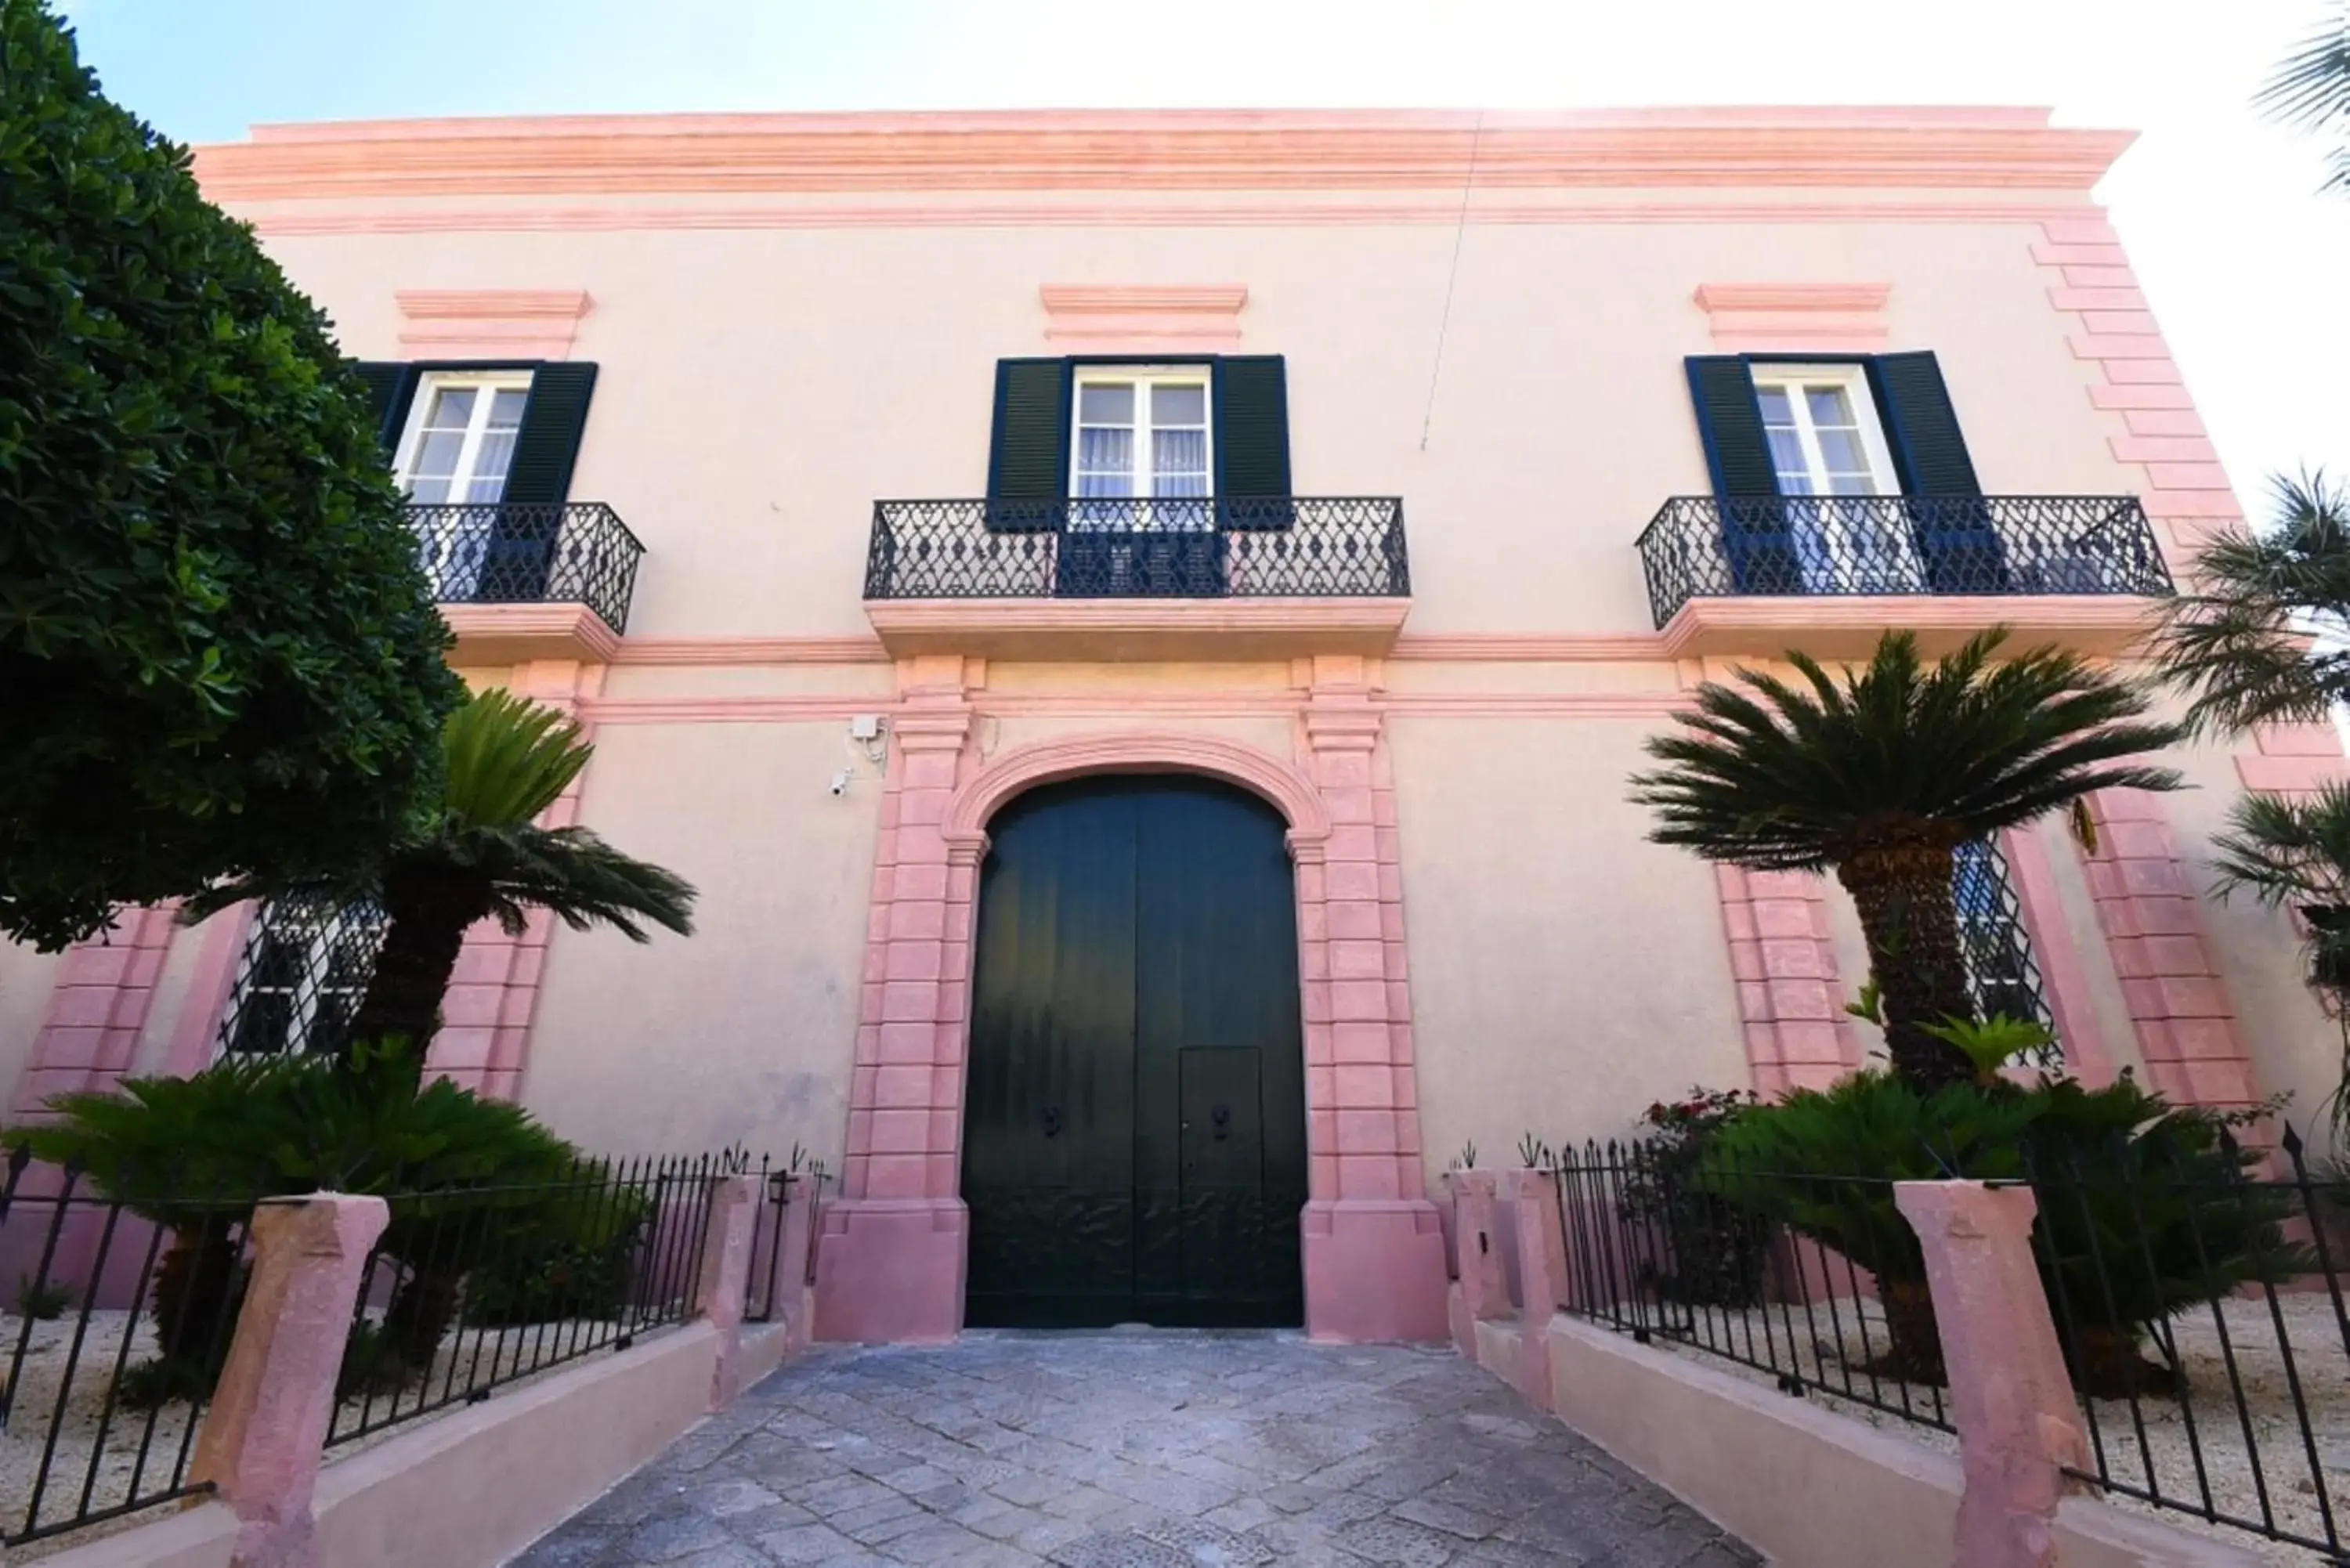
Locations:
1952;837;2060;1064
215;895;389;1060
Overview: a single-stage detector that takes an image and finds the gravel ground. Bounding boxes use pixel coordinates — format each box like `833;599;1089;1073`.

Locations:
1629;1292;2350;1566
0;1310;202;1555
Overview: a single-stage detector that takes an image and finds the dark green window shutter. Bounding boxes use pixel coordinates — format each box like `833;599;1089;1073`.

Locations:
1211;356;1291;495
1213;356;1292;531
502;362;598;505
353;361;417;453
987;358;1071;533
1684;356;1798;593
486;363;598;602
1866;352;1981;497
1866;352;2005;591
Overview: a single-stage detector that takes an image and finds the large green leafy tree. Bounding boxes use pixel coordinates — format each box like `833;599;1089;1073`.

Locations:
190;688;698;1068
0;0;459;950
1630;630;2184;1090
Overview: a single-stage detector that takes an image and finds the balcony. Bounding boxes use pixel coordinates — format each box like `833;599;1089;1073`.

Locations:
410;502;644;665
1635;496;2174;659
862;497;1411;660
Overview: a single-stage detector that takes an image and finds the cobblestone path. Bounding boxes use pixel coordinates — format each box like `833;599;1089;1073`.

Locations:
515;1331;1759;1567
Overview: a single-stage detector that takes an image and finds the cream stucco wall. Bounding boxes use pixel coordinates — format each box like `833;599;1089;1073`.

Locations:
1386;715;1752;1158
517;720;879;1162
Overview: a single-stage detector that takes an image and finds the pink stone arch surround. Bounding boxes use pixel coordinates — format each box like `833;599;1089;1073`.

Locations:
812;717;1451;1344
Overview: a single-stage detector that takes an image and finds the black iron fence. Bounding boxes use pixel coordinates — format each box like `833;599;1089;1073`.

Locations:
0;1150;770;1548
863;497;1410;599
1546;1141;1954;1433
406;501;645;632
0;1158;242;1545
1548;1129;2350;1562
324;1154;724;1448
2026;1128;2350;1560
1633;495;2174;628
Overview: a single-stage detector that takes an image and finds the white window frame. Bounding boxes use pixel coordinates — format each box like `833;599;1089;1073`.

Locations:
392;370;534;503
1750;363;1918;592
1068;366;1214;529
392;370;533;598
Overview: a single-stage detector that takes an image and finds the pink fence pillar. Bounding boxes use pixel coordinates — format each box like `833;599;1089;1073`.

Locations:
695;1174;761;1410
1444;1171;1508;1359
1895;1180;2089;1568
1503;1169;1570;1407
778;1176;819;1353
190;1193;389;1568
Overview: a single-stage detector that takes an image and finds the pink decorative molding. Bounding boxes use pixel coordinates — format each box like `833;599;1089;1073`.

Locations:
1998;827;2117;1088
1712;869;1857;1096
232;198;2107;239
863;596;1412;663
2073;789;2258;1110
10;906;179;1114
611;634;889;666
813;659;1447;1344
1694;281;1890;352
2234;722;2350;796
395;288;591;359
1039;284;1246;349
439;602;621;665
1658;593;2159;661
2036;214;2343;1064
161;904;258;1078
192;108;2132;204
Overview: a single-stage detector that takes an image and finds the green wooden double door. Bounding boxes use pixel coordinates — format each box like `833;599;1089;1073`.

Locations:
962;776;1308;1328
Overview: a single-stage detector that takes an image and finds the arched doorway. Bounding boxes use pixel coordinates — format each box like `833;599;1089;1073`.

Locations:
960;775;1308;1328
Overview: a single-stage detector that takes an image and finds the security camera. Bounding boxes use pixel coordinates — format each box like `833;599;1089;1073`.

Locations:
829;769;851;797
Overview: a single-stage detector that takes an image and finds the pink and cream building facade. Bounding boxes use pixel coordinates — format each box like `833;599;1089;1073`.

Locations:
0;107;2337;1343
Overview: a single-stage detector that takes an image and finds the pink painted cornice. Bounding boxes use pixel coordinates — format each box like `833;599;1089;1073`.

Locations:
1692;282;1892;313
863;597;1411;662
396;288;591;359
1657;593;2164;660
193;107;2134;203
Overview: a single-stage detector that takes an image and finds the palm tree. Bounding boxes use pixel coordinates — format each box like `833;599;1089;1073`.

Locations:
2208;784;2350;1143
2214;780;2350;964
189;688;696;1068
2154;473;2350;737
2260;4;2350;192
1630;630;2184;1089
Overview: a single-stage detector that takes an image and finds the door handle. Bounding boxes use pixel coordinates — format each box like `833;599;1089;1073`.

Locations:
1041;1105;1063;1138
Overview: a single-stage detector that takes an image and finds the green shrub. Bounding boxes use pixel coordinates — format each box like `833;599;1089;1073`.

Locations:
465;1176;653;1328
6;1049;581;1400
1618;1088;1770;1308
0;0;459;952
1697;1066;2304;1393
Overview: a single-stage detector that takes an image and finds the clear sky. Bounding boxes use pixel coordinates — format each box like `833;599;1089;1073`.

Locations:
60;0;2350;516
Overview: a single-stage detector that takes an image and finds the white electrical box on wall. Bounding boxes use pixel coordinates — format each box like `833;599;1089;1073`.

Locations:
848;714;884;742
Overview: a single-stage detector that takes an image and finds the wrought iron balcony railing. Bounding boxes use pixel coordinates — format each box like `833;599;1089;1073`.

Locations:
406;502;645;634
863;497;1410;600
1634;495;2174;630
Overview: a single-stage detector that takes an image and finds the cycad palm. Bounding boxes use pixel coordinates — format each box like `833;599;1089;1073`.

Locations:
1630;630;2184;1089
190;688;695;1064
